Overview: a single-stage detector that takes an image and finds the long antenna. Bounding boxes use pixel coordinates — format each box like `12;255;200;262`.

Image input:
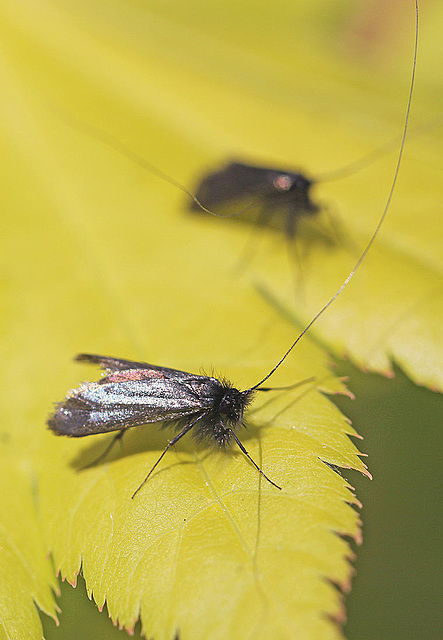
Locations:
314;133;413;183
248;0;419;392
314;114;442;183
56;39;433;226
53;108;221;215
54;107;255;220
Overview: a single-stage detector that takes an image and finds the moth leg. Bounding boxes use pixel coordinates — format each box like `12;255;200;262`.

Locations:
285;205;298;242
322;203;358;254
131;415;204;499
234;203;273;273
286;231;306;302
228;429;281;490
80;429;126;470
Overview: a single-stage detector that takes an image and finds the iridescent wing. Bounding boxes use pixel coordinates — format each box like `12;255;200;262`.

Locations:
48;358;222;436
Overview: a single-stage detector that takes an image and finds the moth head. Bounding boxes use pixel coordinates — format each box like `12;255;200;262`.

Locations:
217;387;253;425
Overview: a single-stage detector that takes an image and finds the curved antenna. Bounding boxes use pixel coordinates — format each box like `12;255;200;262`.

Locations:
314;133;412;183
247;0;419;393
55;96;438;225
314;114;443;184
53;107;258;220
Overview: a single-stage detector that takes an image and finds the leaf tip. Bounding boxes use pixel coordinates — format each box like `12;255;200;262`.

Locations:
361;464;373;480
66;575;78;588
327;607;347;626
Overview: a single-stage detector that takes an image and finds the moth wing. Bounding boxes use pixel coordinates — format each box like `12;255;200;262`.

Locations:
48;370;217;437
75;353;195;380
191;162;272;210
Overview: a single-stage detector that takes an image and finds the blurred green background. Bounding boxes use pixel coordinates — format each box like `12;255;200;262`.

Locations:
337;364;442;640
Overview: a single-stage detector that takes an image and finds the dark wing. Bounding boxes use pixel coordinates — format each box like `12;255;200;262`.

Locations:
190;162;274;210
75;353;195;379
48;367;222;437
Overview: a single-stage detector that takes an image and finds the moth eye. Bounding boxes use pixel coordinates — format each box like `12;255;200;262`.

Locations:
273;174;293;192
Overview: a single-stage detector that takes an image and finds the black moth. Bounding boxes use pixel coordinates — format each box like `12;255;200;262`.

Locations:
189;161;320;240
48;353;283;498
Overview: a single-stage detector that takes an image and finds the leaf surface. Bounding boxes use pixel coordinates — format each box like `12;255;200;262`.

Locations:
0;458;58;640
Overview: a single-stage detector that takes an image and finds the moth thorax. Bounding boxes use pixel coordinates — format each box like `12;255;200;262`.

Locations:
218;387;246;424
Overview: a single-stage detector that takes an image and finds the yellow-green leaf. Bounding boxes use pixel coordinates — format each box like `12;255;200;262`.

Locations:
39;369;364;639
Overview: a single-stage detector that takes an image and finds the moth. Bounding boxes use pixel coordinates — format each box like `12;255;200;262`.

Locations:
59;109;409;249
186;149;407;288
187;134;415;248
189;161;320;241
187;160;348;294
48;353;286;497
